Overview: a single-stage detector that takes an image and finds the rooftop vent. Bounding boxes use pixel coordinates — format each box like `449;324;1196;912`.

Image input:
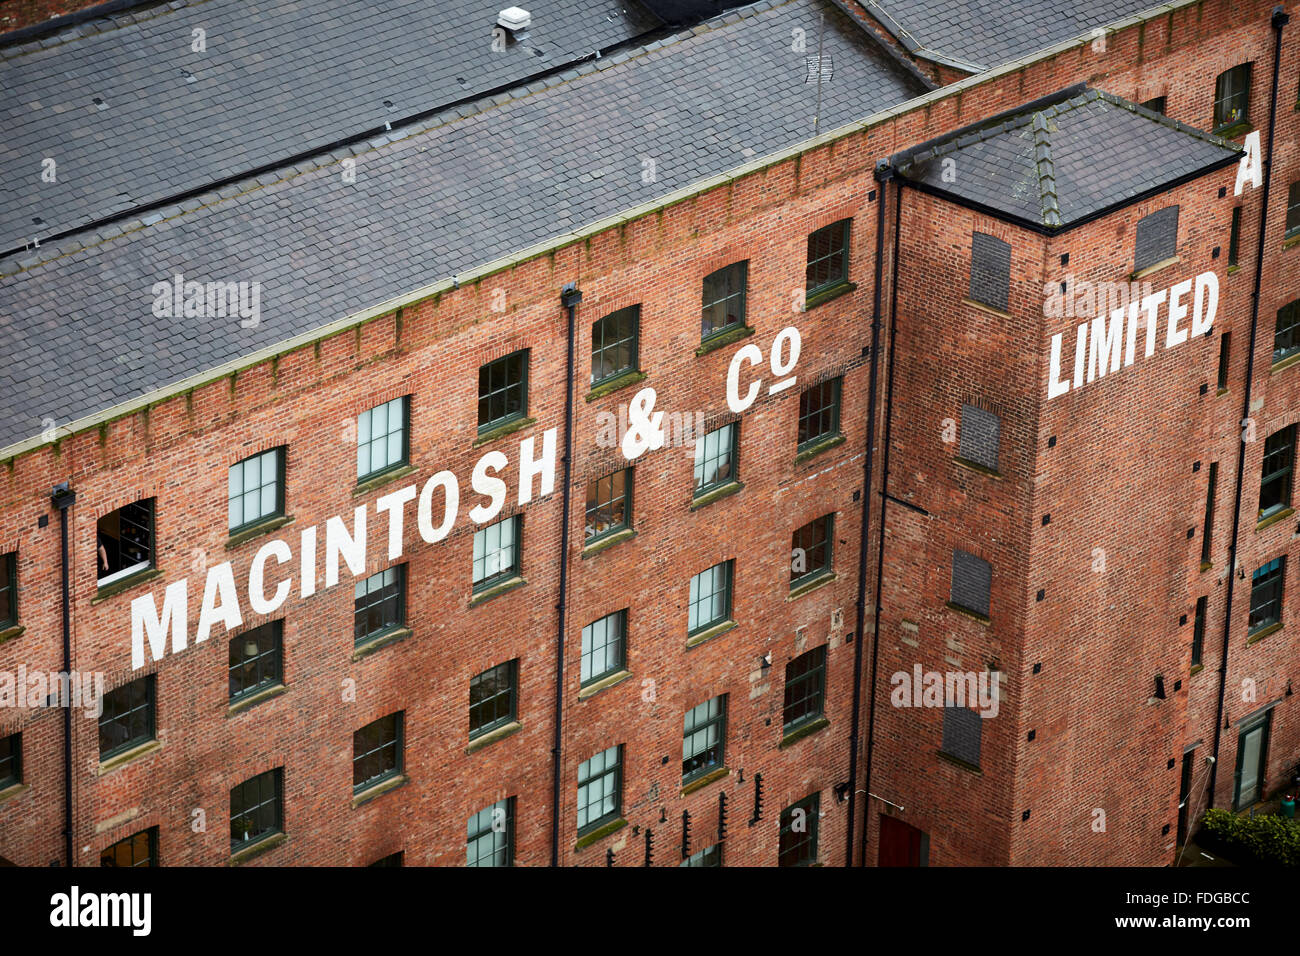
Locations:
497;6;531;41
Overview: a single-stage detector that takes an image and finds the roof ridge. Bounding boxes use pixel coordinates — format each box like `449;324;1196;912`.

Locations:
1029;112;1061;228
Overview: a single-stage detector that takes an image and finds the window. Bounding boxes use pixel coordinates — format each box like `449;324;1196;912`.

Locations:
472;516;521;591
467;797;515;867
688;560;733;635
1134;206;1179;272
581;610;626;686
1141;96;1166;114
682;694;727;783
354;712;403;793
701;262;748;339
797;377;841;448
1234;710;1271;809
228;621;283;701
0;552;14;629
1217;332;1231;390
0;733;19;789
585;469;631;543
98;675;155;760
1228;206;1242;268
1259;425;1296;517
1276;300;1300;364
1248;557;1285;634
680;844;722;867
577;744;623;834
806;220;851;295
790;514;833;588
778;792;820;867
693;422;738;494
230;768;283;851
228;448;284;532
1213;63;1251;132
783;645;827;731
357;397;408;482
477;350;528;432
96;499;154;586
100;828;157;867
950;549;992;618
591;306;639;385
354;565;405;644
969;233;1010;312
1202;462;1218;565
369;852;404;867
1287;184;1300;239
469;660;518;739
958;403;1000;471
1192;595;1208;669
941;705;982;767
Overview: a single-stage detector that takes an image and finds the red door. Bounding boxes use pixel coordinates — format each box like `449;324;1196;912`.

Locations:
878;814;927;866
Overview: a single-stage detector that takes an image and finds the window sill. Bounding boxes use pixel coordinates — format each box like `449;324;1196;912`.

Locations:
227;514;294;550
351;625;413;661
0;782;29;806
1216;387;1229;396
1214;121;1253;141
1226;264;1241;274
574;817;627;851
936;750;982;774
92;566;162;603
795;432;845;465
1255;507;1296;533
1200;561;1213;573
474;416;536;447
1270;351;1300;375
97;738;162;776
953;457;1002;479
582;527;636;558
681;766;730;797
227;683;288;716
695;325;755;357
352;773;408;808
804;280;857;311
0;625;24;647
586;369;646;403
686;619;737;649
469;575;527;606
353;463;417;497
690;480;743;511
945;601;990;624
229;831;287;866
1130;256;1181;282
779;716;830;750
1190;663;1205;677
578;670;632;701
466;720;522;754
961;298;1010;320
788;571;837;601
1284;234;1300;251
1246;621;1283;646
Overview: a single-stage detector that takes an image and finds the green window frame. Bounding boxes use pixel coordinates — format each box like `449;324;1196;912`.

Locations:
472;515;521;591
580;609;627;686
227;448;285;533
1213;63;1251;133
353;712;403;793
467;797;515;867
591;306;640;385
1248;557;1285;634
230;768;283;851
701;261;748;340
98;674;155;760
469;659;518;739
585;469;632;543
477;350;529;432
1259;424;1296;517
783;645;827;731
790;514;833;588
797;378;841;448
778;792;820;867
1276;300;1300;363
228;621;283;702
577;744;623;835
693;422;737;495
806;220;851;295
682;694;727;783
356;396;409;482
100;827;157;867
354;564;406;644
0;732;19;789
688;560;733;635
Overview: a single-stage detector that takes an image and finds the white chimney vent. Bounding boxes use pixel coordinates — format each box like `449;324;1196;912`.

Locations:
497;7;531;31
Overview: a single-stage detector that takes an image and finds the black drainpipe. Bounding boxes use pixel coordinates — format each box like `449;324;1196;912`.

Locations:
52;481;76;867
552;283;581;865
859;171;904;867
1208;5;1288;808
845;160;894;866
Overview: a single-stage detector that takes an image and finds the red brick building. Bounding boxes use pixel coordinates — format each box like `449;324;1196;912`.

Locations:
0;0;1296;868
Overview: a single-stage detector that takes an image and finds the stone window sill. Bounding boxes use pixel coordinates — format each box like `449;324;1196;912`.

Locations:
1284;233;1300;250
961;298;1010;319
582;527;636;558
1130;256;1180;281
0;782;29;806
0;625;24;647
574;817;627;851
779;716;830;749
466;720;522;754
578;670;632;701
469;575;526;606
937;750;982;774
695;324;754;357
690;480;743;511
788;571;836;601
1256;507;1295;533
946;601;990;624
681;766;730;797
351;625;413;661
98;738;162;776
354;463;417;497
1270;351;1300;375
352;773;408;808
1246;621;1283;646
227;683;288;717
586;369;646;403
227;514;294;550
804;280;857;310
1215;121;1253;140
474;416;536;447
91;567;162;603
1190;663;1205;677
686;619;737;649
229;831;287;866
795;433;845;465
954;456;1002;479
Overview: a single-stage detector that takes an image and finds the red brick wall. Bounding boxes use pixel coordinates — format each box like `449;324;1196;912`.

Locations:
0;0;114;34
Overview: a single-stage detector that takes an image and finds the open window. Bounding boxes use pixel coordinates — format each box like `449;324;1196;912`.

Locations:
97;499;154;587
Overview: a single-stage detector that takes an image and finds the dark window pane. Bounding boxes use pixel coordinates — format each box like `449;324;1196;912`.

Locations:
469;660;518;738
477;350;528;430
228;621;283;700
791;514;833;587
1276;300;1300;363
354;565;405;643
591;306;640;384
353;712;403;791
1259;425;1296;516
1248;557;1285;634
0;552;15;628
230;768;283;850
100;827;157;867
783;646;827;730
0;733;20;788
797;378;841;447
702;262;748;339
585;469;632;542
1214;64;1251;131
96;498;154;584
98;675;155;759
682;695;727;782
806;221;850;294
778;792;820;866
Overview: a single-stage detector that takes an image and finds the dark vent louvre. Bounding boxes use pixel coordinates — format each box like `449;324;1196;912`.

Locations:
959;404;1000;471
1135;205;1179;271
942;706;982;767
951;549;992;618
969;233;1011;312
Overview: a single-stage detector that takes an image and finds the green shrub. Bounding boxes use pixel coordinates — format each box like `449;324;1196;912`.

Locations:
1201;807;1300;865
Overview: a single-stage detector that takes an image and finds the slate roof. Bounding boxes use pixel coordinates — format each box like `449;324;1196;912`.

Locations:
0;0;929;454
893;87;1242;232
0;0;662;253
864;0;1143;73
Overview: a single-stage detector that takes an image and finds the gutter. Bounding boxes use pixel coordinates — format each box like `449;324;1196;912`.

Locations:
1206;4;1289;810
51;481;76;867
